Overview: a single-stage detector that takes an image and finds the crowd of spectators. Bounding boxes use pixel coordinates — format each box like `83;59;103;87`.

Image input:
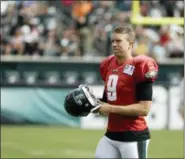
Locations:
1;0;184;61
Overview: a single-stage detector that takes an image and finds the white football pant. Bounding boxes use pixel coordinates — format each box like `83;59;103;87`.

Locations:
95;136;150;158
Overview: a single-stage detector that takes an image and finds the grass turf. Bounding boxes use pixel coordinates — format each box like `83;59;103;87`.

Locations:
1;126;184;158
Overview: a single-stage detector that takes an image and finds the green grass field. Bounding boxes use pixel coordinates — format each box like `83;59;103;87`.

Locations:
1;126;184;158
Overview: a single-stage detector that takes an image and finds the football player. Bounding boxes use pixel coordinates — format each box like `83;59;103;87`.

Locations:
94;26;158;158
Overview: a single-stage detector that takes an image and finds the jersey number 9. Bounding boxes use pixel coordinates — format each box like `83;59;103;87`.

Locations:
107;75;118;101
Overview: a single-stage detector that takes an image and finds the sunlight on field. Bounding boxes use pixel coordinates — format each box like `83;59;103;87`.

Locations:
1;126;184;158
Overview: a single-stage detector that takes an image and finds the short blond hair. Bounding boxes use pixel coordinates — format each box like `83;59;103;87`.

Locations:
113;26;135;43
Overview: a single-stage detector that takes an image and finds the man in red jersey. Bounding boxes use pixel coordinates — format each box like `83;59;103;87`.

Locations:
94;26;158;158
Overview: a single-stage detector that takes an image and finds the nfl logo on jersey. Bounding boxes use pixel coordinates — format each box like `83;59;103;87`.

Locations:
123;64;135;75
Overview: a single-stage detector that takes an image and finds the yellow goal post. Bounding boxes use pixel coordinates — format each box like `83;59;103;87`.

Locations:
131;1;184;25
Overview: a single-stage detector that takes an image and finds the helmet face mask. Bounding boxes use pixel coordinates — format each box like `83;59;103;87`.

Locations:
64;85;99;117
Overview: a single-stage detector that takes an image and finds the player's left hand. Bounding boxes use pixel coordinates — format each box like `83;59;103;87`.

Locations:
98;102;112;116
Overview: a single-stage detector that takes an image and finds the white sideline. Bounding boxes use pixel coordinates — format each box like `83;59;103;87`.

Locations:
2;141;94;157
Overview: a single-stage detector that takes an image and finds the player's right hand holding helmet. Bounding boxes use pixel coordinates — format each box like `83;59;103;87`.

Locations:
64;84;101;117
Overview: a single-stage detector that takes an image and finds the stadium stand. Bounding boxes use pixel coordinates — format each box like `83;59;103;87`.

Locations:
1;1;184;61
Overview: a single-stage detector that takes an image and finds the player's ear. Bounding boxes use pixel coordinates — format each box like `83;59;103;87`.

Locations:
129;41;134;49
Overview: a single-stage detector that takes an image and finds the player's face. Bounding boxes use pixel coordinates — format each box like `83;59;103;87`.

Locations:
111;33;133;58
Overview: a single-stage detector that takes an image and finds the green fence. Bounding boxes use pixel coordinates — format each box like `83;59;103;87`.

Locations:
0;56;184;86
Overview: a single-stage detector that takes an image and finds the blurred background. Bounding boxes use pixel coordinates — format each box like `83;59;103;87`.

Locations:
1;0;184;158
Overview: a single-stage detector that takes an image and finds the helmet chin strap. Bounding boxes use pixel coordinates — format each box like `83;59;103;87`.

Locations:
90;105;101;113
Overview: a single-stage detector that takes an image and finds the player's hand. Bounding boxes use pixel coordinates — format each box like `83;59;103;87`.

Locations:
98;102;112;116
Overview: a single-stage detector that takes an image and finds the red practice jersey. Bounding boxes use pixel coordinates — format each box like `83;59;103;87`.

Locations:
100;55;158;132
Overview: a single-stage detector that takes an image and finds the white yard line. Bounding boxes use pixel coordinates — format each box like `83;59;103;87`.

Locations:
30;148;94;157
2;142;34;156
2;142;94;157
